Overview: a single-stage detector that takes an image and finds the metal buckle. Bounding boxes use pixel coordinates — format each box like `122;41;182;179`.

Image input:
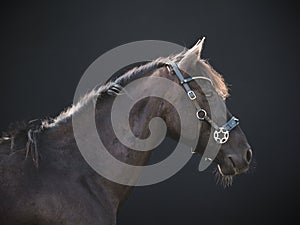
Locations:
187;91;196;100
196;109;207;120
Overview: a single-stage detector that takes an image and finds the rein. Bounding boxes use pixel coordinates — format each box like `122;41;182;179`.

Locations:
168;62;239;145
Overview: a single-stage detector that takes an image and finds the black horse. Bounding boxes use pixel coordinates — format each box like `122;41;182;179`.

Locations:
0;39;252;225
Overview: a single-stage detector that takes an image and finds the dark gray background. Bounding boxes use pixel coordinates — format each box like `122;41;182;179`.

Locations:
0;1;299;225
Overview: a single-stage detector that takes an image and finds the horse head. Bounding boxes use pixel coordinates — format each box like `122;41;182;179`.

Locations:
164;38;252;184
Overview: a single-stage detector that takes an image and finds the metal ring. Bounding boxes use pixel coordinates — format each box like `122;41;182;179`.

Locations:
196;109;207;120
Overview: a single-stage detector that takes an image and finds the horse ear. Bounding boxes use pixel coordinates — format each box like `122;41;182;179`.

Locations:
188;37;205;59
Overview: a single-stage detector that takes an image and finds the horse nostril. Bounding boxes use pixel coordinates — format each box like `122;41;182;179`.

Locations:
245;149;252;164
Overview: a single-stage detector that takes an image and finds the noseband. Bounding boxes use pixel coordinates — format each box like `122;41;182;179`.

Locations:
168;62;239;145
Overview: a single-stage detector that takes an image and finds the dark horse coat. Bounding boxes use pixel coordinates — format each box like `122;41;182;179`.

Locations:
0;40;252;225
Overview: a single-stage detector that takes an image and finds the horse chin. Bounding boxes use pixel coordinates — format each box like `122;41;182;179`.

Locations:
217;164;237;176
214;164;235;187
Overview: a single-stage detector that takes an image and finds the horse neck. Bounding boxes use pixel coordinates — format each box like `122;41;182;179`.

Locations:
46;67;174;210
77;91;166;209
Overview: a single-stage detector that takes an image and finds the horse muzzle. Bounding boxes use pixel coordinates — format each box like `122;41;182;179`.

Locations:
217;148;252;175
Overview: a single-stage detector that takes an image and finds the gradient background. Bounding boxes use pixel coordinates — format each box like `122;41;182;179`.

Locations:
0;1;299;225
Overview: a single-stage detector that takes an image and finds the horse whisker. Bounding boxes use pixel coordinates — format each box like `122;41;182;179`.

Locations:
213;167;234;188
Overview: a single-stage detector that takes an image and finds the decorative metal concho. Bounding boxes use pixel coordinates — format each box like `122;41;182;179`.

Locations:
213;117;239;144
213;128;229;144
196;107;239;144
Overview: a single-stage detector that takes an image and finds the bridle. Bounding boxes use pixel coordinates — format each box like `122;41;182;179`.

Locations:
168;61;239;145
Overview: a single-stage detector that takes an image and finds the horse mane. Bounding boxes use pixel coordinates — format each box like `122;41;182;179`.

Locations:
0;121;28;143
200;59;229;99
0;119;42;167
1;49;228;133
42;52;186;128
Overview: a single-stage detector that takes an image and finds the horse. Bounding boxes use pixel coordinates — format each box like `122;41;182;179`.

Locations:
0;38;252;225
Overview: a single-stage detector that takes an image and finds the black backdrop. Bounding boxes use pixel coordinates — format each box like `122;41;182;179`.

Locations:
0;1;299;225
